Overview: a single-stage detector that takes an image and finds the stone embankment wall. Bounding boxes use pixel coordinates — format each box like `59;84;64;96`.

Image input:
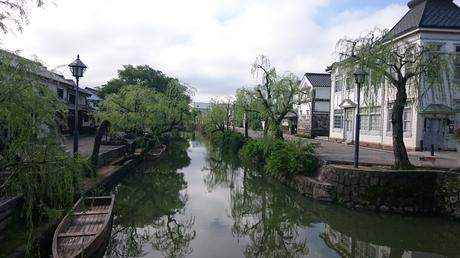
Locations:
97;145;127;166
285;165;460;219
436;172;460;219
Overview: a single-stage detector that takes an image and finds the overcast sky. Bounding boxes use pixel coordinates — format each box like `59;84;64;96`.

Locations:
3;0;460;102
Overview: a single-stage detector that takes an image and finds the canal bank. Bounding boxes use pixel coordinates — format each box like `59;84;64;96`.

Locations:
236;128;460;219
103;139;460;258
0;145;143;258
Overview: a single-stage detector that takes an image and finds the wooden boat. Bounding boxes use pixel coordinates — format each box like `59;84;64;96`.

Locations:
144;144;167;161
52;195;115;258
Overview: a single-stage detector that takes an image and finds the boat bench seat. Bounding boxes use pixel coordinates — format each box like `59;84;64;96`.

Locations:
58;231;97;238
72;210;109;216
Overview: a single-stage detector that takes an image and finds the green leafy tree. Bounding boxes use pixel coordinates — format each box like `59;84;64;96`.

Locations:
336;29;450;169
247;55;310;138
234;88;264;131
201;99;234;134
98;65;178;98
0;50;84;249
98;81;192;146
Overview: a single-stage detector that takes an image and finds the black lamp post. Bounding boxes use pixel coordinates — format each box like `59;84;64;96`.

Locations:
353;66;367;168
69;55;87;157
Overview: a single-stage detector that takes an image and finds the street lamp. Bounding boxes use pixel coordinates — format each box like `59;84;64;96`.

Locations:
353;66;367;168
69;54;87;157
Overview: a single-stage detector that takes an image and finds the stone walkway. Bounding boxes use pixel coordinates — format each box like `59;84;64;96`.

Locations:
63;134;122;158
237;128;459;169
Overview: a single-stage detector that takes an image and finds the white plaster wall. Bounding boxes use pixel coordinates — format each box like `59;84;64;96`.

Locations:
315;102;330;112
315;87;330;99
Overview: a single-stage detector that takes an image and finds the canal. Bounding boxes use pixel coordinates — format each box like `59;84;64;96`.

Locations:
104;139;460;258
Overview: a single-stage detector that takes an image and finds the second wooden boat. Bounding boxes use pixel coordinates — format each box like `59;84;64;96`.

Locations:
52;195;115;258
144;144;167;161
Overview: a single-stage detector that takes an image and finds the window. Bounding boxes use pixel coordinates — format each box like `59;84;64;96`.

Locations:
334;75;342;92
456;46;460;79
360;107;381;131
387;103;411;132
57;88;64;99
345;76;353;90
403;108;412;132
69;94;76;104
333;110;343;129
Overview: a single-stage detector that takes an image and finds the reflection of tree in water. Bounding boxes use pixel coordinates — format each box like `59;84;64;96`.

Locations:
105;139;196;258
203;143;309;258
203;143;241;192
231;173;310;258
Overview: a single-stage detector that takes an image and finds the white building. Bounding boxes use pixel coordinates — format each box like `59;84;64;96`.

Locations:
329;0;460;151
297;73;331;137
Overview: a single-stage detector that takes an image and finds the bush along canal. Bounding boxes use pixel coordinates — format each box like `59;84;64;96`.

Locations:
101;138;460;258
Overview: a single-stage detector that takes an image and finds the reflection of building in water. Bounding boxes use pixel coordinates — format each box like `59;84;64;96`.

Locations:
321;225;447;258
321;224;391;258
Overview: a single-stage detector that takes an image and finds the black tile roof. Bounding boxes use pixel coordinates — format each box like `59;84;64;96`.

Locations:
388;0;460;38
304;73;331;87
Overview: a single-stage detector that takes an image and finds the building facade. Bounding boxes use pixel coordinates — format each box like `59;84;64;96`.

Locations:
329;0;460;151
1;49;96;133
297;73;331;137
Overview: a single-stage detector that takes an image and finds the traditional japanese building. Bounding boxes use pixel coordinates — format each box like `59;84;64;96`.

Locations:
329;0;460;151
297;73;331;137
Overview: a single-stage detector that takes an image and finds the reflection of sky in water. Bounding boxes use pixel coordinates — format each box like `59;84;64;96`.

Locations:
106;140;460;258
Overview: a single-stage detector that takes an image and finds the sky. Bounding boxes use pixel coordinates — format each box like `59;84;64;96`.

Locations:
2;0;460;102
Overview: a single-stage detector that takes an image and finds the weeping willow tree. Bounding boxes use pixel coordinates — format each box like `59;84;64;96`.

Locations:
336;29;450;169
0;0;46;34
0;50;85;252
247;55;310;138
98;81;192;149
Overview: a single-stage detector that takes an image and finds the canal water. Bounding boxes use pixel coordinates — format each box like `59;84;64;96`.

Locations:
104;139;460;258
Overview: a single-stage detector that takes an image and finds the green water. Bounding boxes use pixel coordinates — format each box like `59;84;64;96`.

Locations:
104;139;460;258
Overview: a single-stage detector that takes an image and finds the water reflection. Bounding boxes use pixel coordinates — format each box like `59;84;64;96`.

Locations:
105;139;196;258
105;139;460;258
202;142;460;258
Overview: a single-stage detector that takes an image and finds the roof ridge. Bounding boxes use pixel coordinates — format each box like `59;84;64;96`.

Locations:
304;72;330;76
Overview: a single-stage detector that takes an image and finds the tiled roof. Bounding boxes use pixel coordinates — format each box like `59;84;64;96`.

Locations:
304;73;331;88
388;0;460;38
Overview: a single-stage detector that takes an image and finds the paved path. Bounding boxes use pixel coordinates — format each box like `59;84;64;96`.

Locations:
237;128;459;169
64;135;122;158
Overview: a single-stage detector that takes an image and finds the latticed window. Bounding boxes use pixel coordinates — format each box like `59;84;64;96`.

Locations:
333;109;343;129
387;103;411;132
360;107;381;131
334;75;342;92
345;75;353;90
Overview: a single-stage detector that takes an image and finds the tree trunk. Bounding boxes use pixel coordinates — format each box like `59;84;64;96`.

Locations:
90;120;110;166
391;85;414;170
271;119;283;139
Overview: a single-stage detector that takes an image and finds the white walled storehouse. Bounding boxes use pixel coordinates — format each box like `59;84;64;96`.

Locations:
297;73;331;137
329;0;460;151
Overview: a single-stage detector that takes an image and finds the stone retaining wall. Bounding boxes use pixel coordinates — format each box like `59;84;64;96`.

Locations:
283;164;460;219
279;176;335;202
320;165;439;213
97;145;127;166
436;172;460;219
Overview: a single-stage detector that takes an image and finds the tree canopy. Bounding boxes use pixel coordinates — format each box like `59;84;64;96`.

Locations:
98;65;178;98
98;67;193;144
336;28;451;169
238;55;310;138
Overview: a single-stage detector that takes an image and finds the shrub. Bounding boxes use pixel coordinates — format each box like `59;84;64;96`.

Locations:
240;138;265;166
240;137;318;177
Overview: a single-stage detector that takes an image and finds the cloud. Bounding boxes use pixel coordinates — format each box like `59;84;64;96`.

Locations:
2;0;456;101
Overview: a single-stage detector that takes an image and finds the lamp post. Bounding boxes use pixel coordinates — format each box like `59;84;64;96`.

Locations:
69;55;87;157
353;66;367;168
